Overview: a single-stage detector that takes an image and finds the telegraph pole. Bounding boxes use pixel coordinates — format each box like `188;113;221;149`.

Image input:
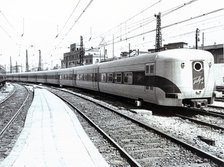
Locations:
155;12;162;52
201;32;204;50
38;50;41;71
79;36;84;65
16;61;18;73
112;35;115;58
10;56;12;73
26;49;29;72
195;28;200;49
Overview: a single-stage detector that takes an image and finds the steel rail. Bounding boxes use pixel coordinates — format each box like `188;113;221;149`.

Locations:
0;86;30;138
58;88;224;166
52;91;142;167
176;114;224;131
199;108;224;119
0;84;16;104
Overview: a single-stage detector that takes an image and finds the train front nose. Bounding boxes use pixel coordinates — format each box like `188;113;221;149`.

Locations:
183;61;209;107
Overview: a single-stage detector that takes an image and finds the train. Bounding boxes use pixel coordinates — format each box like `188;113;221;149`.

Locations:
0;66;6;88
6;49;218;107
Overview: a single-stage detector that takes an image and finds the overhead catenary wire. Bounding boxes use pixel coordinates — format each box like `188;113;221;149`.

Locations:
106;0;201;45
129;23;224;50
94;0;162;40
0;24;11;39
57;0;94;46
91;0;199;45
105;8;224;46
55;0;82;38
0;10;18;36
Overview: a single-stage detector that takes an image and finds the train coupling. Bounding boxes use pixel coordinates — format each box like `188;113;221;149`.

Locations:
183;99;208;108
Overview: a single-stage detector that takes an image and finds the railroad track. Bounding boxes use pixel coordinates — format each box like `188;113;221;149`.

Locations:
0;84;31;137
174;105;224;131
0;84;33;160
176;114;224;131
0;83;16;104
48;87;223;166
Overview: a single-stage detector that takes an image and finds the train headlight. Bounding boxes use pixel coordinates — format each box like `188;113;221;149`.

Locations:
193;62;203;72
181;63;185;68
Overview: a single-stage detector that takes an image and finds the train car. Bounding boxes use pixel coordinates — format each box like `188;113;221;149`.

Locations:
6;73;20;82
98;49;215;107
75;64;99;91
0;73;6;87
0;66;6;87
6;49;216;107
58;68;74;87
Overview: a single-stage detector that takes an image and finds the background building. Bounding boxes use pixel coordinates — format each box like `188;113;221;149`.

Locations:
61;43;108;68
203;44;224;63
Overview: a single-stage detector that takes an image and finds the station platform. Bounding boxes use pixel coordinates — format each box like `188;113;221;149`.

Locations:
0;88;109;167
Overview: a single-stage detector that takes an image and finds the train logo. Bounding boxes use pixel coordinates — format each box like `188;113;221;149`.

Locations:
192;61;204;90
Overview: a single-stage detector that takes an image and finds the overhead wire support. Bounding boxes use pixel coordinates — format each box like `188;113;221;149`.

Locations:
92;0;162;41
155;12;162;52
105;8;224;46
106;0;199;45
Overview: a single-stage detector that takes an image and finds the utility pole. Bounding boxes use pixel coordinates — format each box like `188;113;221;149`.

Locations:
201;32;204;50
155;12;162;52
10;56;12;73
26;50;28;71
112;35;114;58
195;28;200;49
38;50;41;71
16;61;18;73
79;36;84;65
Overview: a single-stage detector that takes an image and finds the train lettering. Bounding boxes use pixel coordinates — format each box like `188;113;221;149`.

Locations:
193;76;204;85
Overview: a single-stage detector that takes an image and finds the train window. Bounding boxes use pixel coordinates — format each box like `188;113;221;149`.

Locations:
83;74;87;81
145;63;155;76
114;73;122;83
123;72;133;84
107;73;113;83
145;65;149;74
101;73;107;82
87;74;92;81
133;72;145;85
150;65;154;74
77;74;80;80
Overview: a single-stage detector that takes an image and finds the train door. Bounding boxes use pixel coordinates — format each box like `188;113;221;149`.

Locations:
92;67;99;91
73;70;76;87
56;72;60;85
145;63;157;102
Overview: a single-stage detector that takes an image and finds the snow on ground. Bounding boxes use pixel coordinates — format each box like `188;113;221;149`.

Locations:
0;82;14;103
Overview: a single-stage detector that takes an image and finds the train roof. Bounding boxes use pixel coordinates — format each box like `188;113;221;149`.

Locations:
156;48;213;61
6;49;213;76
99;49;213;69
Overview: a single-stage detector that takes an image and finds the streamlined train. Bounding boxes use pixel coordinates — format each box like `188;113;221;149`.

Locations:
0;73;6;88
6;49;217;107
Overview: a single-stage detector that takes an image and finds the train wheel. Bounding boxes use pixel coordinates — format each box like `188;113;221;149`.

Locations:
135;99;143;107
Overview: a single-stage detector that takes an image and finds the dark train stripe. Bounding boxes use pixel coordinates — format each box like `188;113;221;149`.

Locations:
132;71;181;93
147;76;181;93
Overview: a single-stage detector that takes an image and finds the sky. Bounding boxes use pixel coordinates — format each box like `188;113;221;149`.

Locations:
0;0;224;71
